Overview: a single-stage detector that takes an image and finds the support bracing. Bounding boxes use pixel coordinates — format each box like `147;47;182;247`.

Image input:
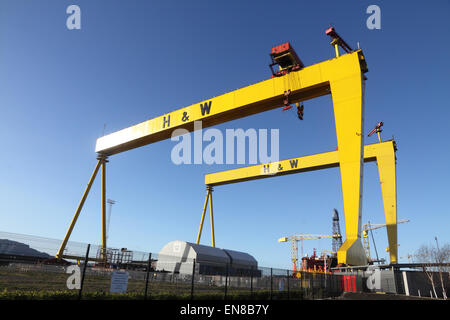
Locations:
56;155;107;259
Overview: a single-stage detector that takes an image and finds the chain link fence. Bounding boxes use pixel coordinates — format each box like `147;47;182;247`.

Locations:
0;231;345;300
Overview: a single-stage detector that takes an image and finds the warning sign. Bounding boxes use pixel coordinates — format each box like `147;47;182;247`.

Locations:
110;270;129;293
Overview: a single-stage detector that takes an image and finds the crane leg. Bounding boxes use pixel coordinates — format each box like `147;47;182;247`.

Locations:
56;158;103;259
196;187;211;244
376;143;397;263
209;188;215;247
330;71;367;266
101;156;108;263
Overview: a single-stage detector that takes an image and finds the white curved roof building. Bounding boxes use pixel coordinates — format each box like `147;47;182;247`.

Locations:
155;240;258;275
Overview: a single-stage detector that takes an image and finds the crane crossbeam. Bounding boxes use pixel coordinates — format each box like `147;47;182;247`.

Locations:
95;51;367;156
205;141;392;186
279;235;340;242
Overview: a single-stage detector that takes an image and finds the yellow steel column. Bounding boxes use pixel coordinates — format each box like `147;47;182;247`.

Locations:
56;159;102;259
330;62;367;266
334;44;340;58
196;187;211;244
376;142;398;263
209;187;215;247
101;156;108;263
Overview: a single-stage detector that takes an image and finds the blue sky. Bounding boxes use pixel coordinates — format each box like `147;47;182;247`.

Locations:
0;0;449;269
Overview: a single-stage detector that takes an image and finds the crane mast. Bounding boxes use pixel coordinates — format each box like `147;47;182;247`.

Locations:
332;209;343;253
362;219;409;262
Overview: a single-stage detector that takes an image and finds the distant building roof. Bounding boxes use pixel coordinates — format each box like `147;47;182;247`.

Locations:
157;240;229;264
223;248;257;268
0;239;52;258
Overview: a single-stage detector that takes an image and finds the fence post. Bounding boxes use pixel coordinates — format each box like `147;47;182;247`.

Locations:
144;253;152;300
250;266;253;298
190;259;196;300
286;269;290;300
270;268;273;300
78;243;90;300
312;274;315;300
224;263;229;300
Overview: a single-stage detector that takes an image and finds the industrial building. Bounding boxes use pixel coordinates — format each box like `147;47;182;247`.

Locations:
155;240;258;276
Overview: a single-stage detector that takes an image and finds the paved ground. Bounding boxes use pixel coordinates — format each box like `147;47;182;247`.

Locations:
336;291;440;300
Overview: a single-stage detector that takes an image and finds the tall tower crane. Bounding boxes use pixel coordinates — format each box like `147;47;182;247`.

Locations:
106;199;116;241
362;219;409;262
278;234;341;272
332;209;343;253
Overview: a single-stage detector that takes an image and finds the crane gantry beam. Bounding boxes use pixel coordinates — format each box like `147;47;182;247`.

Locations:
205;141;394;186
95;50;367;157
58;48;369;266
201;140;398;264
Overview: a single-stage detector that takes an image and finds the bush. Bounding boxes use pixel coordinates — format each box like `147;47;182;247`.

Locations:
0;288;317;300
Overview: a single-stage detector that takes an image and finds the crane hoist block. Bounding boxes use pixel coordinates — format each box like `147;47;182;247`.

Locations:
270;42;304;77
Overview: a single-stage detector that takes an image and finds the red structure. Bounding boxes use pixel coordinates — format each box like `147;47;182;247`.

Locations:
269;42;304;77
300;249;337;273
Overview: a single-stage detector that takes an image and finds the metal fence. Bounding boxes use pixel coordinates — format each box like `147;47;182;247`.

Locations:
0;231;344;300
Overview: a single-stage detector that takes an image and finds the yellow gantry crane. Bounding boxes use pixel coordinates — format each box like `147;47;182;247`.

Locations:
278;234;341;272
362;219;409;262
200;140;398;264
56;28;375;266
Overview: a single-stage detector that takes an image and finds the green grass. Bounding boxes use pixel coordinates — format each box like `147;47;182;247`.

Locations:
0;268;328;300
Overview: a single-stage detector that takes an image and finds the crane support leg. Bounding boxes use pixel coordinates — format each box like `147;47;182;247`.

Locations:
330;74;367;266
209;188;215;247
376;142;397;263
101;157;108;263
196;187;211;245
196;186;216;247
56;159;103;259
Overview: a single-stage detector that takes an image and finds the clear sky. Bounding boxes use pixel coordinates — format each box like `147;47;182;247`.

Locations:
0;0;449;269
